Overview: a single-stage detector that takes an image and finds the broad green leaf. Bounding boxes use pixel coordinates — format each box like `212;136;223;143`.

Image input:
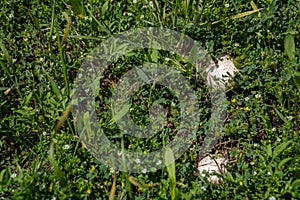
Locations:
284;33;295;61
273;141;291;160
136;67;150;84
23;92;32;106
113;104;131;122
274;108;288;124
48;76;62;99
278;157;293;169
102;1;109;16
65;0;85;18
188;45;198;64
151;49;159;63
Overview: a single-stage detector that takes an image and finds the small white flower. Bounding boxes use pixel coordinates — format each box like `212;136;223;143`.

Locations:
127;12;133;16
11;173;17;178
165;57;171;61
24;38;28;42
40;184;45;190
269;196;276;200
135;158;141;164
84;16;88;20
201;186;206;191
156;160;162;166
149;1;153;7
250;162;255;165
267;171;271;175
142;5;147;9
9;13;14;18
276;137;281;142
63;144;70;150
271;127;276;132
52;35;57;40
234;43;239;47
253;143;258;148
12;59;17;63
117;151;122;156
39;57;44;62
110;167;114;173
225;3;230;8
255;94;261;99
287;116;293;121
42;131;47;136
140;14;144;19
51;197;57;200
133;0;137;3
141;168;147;173
245;97;250;101
253;171;257;176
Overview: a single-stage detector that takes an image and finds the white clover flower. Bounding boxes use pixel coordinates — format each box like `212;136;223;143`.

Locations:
255;94;261;99
225;3;230;8
271;127;276;132
253;171;257;176
201;186;206;191
245;97;250;101
133;0;137;3
63;144;70;150
140;14;144;19
11;173;17;178
156;160;162;166
135;158;141;164
269;196;276;200
287;116;293;121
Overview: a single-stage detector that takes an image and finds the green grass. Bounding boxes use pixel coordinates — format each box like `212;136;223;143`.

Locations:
0;0;299;199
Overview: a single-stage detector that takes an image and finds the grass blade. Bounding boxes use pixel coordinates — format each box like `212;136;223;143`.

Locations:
212;8;263;25
164;147;176;200
273;141;292;160
113;104;131;122
62;12;71;44
48;142;68;187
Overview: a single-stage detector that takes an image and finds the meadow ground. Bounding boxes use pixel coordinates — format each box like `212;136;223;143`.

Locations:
0;0;299;199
